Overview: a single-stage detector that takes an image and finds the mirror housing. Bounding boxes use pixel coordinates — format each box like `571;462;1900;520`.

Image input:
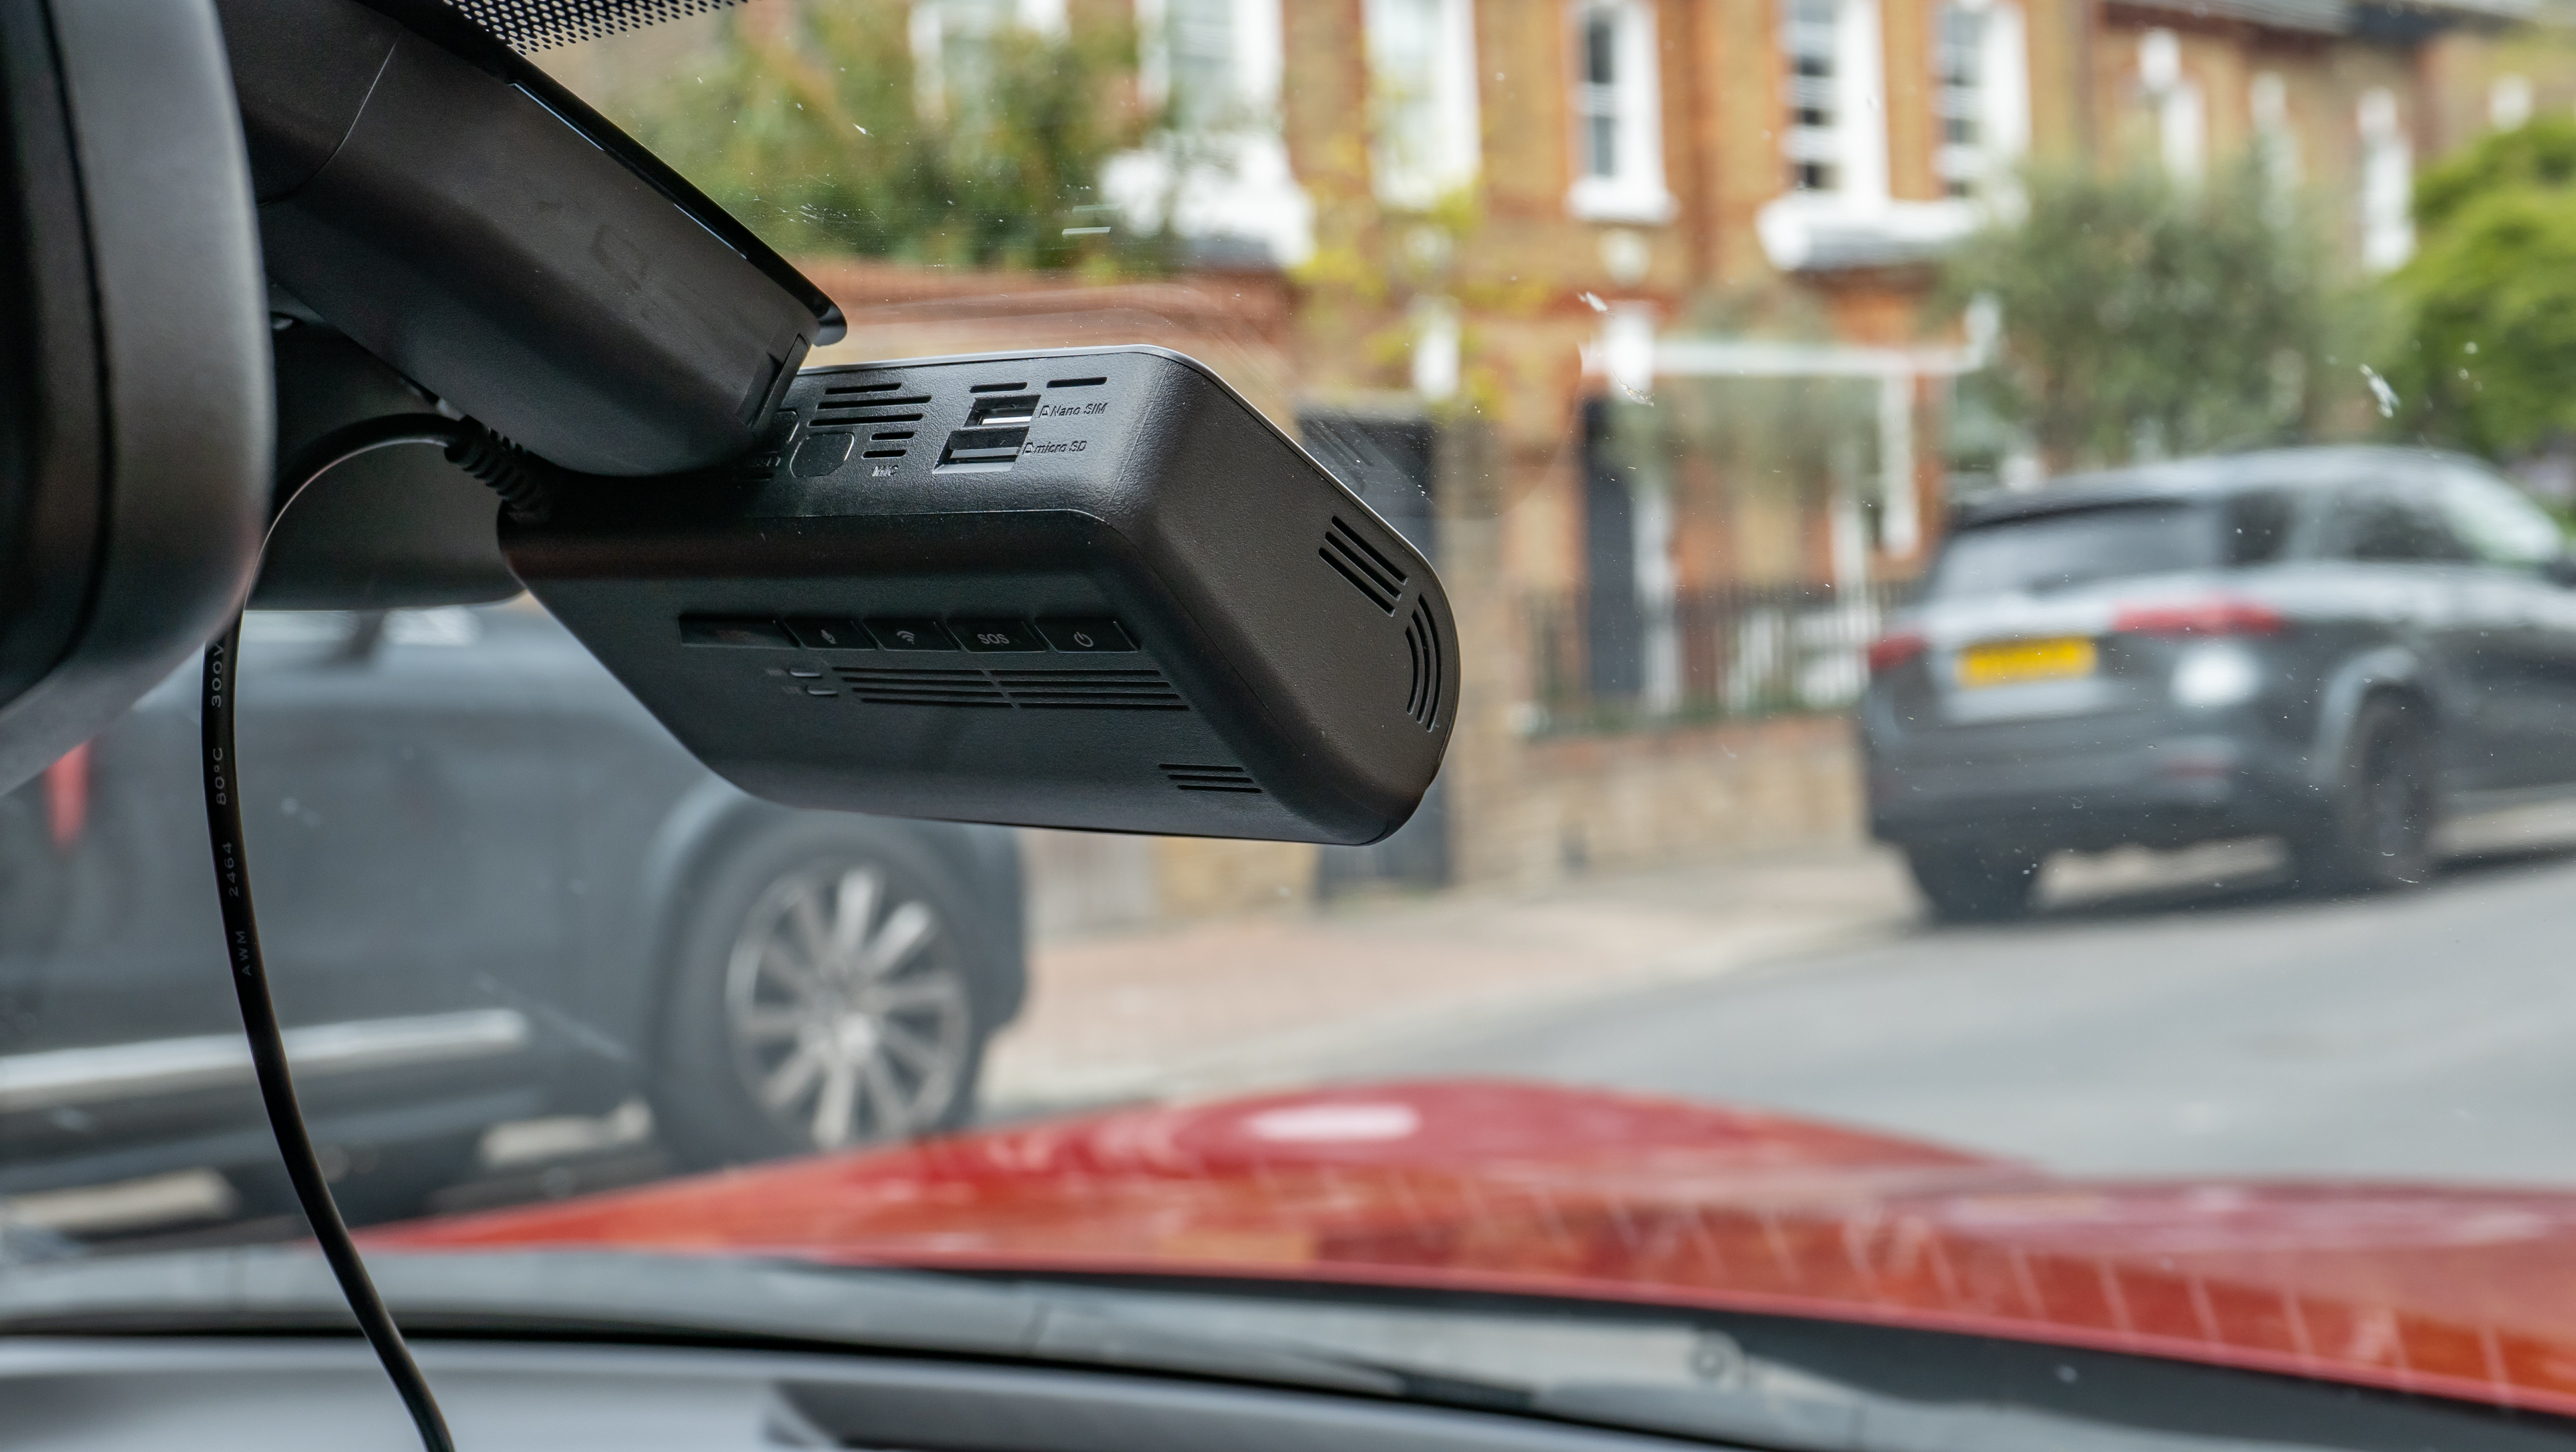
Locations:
0;0;270;793
217;0;838;477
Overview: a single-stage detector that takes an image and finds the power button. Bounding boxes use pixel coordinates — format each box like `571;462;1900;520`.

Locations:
1035;618;1135;652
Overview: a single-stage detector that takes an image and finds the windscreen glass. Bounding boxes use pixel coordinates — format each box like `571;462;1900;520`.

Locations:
21;2;2576;1441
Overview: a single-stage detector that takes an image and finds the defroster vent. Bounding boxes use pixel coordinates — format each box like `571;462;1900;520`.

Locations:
1320;516;1405;614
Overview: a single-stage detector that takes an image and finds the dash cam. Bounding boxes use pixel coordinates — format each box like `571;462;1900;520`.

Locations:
503;347;1458;846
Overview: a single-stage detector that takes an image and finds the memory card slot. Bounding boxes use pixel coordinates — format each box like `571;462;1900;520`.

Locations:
937;427;1029;469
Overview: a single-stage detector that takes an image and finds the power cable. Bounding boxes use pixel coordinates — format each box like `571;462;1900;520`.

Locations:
197;412;563;1452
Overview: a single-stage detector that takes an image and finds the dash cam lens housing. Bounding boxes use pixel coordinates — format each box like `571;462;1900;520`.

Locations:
503;347;1457;845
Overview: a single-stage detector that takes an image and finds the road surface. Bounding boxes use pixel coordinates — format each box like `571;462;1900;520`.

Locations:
1330;845;2576;1186
30;838;2576;1246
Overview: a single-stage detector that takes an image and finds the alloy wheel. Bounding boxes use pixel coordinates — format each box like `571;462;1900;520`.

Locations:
720;861;972;1150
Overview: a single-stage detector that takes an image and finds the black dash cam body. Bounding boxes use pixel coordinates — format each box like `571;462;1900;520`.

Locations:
503;348;1457;845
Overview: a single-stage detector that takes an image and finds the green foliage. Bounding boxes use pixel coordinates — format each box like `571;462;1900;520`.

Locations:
1939;162;2336;471
622;1;1163;272
2412;117;2576;233
2381;117;2576;457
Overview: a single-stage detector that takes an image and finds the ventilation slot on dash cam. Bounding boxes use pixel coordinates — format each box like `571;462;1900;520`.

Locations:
990;670;1185;710
1162;763;1261;794
1403;597;1442;729
835;667;1009;708
1321;517;1406;614
834;666;1188;711
815;382;932;428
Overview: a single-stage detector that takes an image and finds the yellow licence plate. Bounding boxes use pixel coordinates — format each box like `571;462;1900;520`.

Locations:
1956;636;2098;689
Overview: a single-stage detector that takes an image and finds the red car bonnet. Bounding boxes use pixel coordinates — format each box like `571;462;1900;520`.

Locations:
378;1079;2576;1417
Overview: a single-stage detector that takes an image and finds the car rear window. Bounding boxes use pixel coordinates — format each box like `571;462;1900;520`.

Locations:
2223;490;2295;565
1928;491;2295;599
1929;502;2214;598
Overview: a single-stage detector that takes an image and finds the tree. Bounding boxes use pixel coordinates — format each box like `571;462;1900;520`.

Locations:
1939;163;2336;472
2381;117;2576;459
610;0;1163;273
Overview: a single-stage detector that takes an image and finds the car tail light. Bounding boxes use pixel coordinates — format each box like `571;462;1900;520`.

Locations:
2112;598;2285;637
1866;630;1928;674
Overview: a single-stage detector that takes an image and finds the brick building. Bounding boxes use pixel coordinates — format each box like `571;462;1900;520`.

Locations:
555;0;2571;917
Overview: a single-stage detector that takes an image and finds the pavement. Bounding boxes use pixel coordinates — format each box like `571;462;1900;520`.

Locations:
979;843;1919;1110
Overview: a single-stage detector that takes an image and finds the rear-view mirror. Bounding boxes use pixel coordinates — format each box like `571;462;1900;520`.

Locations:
0;0;271;794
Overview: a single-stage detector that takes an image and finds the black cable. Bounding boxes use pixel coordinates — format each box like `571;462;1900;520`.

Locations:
201;618;455;1452
198;412;536;1452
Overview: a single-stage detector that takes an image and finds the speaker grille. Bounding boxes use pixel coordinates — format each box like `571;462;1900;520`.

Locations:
1320;516;1405;614
1162;763;1261;794
1403;598;1442;729
833;665;1187;711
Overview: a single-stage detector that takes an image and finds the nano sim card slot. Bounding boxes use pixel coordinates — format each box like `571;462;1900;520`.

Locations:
966;393;1042;426
937;426;1029;470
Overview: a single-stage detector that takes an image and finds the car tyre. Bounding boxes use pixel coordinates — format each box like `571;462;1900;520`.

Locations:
650;817;999;1171
2293;695;2437;895
1906;843;2042;923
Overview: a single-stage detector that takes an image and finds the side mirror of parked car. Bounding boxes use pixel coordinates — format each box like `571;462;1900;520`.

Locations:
0;0;272;796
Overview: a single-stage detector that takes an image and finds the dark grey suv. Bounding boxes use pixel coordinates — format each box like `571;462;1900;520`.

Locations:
0;602;1026;1223
1862;447;2576;922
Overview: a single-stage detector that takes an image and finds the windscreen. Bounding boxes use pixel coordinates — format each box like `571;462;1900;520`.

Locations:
20;2;2576;1442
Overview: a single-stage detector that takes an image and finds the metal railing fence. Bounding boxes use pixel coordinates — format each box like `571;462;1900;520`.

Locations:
1522;580;1910;736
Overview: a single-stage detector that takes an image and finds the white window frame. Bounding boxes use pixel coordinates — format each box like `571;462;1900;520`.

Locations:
2138;29;2203;184
1110;0;1311;266
2359;87;2413;272
1931;0;2026;201
2491;72;2532;130
1137;0;1282;123
2250;70;2298;195
1566;0;1675;223
1366;0;1483;209
909;0;1067;122
1778;0;1887;203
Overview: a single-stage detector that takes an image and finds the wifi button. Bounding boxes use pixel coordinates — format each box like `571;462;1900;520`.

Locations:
863;618;959;651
